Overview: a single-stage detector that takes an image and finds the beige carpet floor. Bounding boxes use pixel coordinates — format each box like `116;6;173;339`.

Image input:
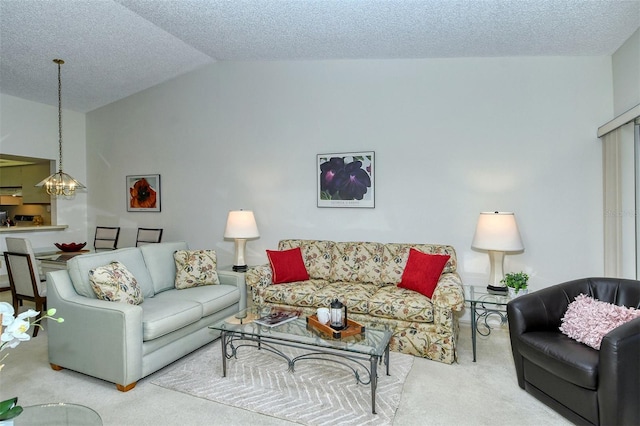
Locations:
0;296;571;425
151;341;413;425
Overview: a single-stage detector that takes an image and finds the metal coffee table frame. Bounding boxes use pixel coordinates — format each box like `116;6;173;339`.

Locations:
211;308;391;414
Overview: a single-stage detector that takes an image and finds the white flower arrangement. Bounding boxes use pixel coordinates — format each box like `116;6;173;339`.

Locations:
0;302;64;368
0;301;64;422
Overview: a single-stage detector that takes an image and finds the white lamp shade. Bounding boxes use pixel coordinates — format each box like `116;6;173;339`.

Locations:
224;210;260;239
471;211;524;252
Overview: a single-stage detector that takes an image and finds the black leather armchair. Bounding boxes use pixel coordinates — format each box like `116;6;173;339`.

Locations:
507;277;640;426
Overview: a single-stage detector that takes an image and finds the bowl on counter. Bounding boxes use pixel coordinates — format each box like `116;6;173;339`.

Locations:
55;242;87;252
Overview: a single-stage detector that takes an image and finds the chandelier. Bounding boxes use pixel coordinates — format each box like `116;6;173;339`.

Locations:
36;59;86;197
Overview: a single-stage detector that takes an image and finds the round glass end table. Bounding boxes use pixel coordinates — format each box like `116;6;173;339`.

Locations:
16;403;102;425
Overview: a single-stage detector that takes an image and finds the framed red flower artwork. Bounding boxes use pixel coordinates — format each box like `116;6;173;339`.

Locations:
127;174;161;212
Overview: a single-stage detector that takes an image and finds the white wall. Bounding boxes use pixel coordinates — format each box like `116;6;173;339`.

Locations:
0;94;88;274
612;28;640;116
87;57;612;290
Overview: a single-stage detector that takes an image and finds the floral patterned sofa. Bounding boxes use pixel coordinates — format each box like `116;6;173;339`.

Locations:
245;239;464;363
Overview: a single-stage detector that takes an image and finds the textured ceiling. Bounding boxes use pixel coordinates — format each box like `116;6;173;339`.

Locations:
1;0;638;113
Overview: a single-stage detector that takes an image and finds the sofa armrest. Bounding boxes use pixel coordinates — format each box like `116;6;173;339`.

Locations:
599;317;640;425
431;273;464;311
218;270;247;311
245;264;272;289
46;269;144;388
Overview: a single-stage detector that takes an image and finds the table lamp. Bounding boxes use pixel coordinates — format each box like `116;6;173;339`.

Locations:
471;211;524;293
224;210;260;272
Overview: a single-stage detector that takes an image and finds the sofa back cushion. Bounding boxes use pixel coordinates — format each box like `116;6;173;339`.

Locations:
67;247;155;298
330;241;383;284
380;243;457;285
140;241;189;293
278;239;334;280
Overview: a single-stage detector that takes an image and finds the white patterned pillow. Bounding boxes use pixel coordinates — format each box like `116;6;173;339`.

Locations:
89;261;143;305
174;250;220;289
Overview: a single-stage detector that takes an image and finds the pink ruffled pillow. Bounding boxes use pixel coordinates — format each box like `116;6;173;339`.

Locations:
559;293;640;349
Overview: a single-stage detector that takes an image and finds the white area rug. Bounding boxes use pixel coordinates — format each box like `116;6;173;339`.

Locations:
151;340;414;426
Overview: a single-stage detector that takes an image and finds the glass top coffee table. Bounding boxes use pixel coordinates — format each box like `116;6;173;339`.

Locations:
209;306;392;414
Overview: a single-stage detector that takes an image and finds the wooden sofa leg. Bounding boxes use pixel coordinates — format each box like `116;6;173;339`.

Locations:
116;382;136;392
50;363;63;371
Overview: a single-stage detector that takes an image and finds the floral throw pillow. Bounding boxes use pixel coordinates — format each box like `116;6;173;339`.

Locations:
559;293;640;349
89;261;143;305
174;250;220;289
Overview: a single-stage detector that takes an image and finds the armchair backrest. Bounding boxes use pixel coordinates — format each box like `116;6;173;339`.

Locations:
509;277;640;333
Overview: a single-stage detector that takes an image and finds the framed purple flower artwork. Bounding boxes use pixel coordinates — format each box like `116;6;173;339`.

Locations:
317;151;375;208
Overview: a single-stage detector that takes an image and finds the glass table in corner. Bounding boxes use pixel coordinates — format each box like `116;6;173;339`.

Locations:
463;285;513;362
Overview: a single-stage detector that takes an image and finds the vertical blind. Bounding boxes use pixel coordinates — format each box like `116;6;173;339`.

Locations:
599;105;640;278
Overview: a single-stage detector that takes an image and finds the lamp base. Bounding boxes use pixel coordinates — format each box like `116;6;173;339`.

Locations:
487;285;508;295
232;264;248;272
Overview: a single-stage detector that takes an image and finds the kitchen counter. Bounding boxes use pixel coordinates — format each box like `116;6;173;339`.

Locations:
0;225;68;233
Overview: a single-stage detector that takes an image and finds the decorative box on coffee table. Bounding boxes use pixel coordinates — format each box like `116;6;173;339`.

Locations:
306;315;365;339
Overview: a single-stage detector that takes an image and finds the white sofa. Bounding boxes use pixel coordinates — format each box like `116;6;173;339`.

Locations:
46;241;246;391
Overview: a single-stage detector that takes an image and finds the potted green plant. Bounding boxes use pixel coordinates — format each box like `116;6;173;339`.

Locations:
501;272;529;297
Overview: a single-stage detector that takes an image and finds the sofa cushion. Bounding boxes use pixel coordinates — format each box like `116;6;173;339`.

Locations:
89;261;144;305
380;243;457;285
67;247;155;299
312;282;379;314
174;250;220;289
398;249;450;298
261;279;329;307
559;293;640;349
140;241;189;293
153;285;240;317
330;241;383;284
368;285;434;322
278;240;334;280
267;247;310;284
140;296;203;341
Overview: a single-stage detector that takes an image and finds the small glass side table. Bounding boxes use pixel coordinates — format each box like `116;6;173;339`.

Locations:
463;285;511;362
16;403;102;425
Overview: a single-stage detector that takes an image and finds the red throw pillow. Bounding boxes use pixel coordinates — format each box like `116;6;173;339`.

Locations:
398;248;450;298
267;247;310;284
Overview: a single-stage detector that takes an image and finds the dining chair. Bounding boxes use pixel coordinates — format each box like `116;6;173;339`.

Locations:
94;226;120;250
3;251;47;337
135;228;163;247
5;237;46;281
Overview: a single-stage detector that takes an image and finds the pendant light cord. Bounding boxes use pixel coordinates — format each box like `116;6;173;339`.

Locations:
36;58;85;195
55;58;64;174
